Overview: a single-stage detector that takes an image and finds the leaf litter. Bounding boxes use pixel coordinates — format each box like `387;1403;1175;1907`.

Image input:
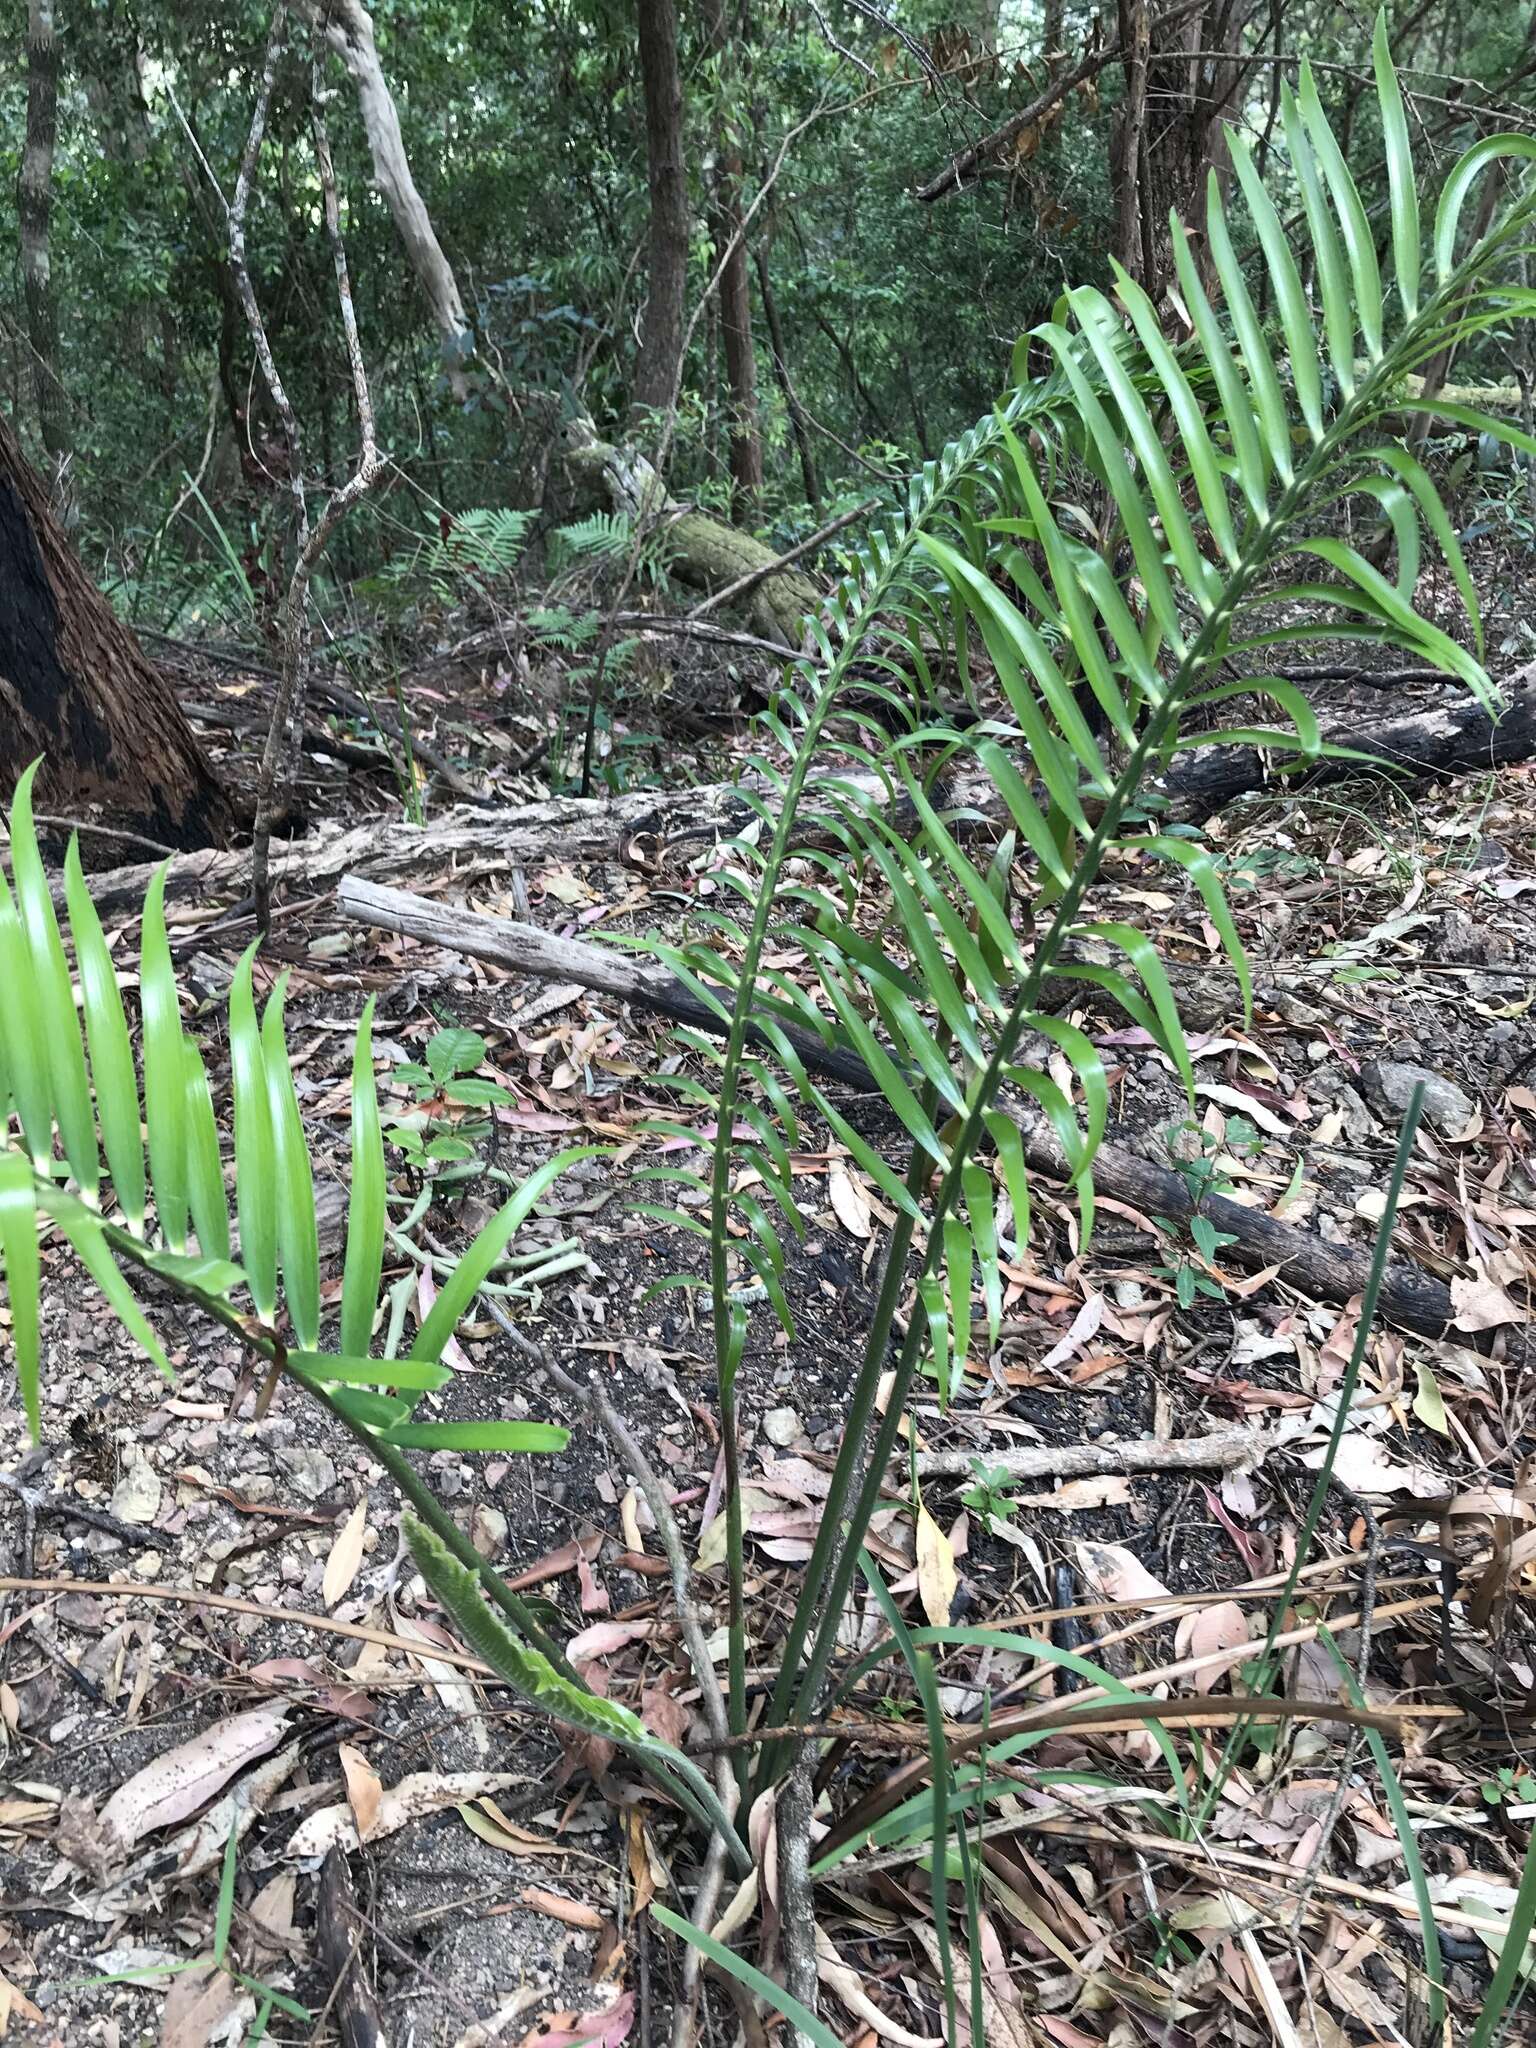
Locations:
7;621;1536;2045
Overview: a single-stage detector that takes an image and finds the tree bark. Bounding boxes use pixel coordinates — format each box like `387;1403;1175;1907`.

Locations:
20;0;69;476
306;0;474;390
0;405;230;847
633;0;690;420
703;0;763;514
1113;0;1154;286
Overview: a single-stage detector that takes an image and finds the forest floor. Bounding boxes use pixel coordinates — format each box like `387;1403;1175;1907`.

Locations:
3;572;1536;2046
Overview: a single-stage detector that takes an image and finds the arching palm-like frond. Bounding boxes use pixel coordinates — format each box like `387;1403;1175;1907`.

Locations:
645;16;1536;1769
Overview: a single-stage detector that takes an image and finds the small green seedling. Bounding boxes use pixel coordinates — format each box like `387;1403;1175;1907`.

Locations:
962;1459;1023;1535
1480;1764;1536;1808
386;1027;512;1181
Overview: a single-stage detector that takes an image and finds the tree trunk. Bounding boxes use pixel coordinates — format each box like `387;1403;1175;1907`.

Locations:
0;405;229;848
1134;1;1252;296
1112;0;1154;286
307;0;474;390
754;245;820;509
703;0;763;515
632;0;690;420
20;0;69;476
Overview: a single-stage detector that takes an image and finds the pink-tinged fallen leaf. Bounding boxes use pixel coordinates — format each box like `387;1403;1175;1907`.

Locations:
759;1537;817;1561
248;1658;375;1722
518;1991;635;2048
502;1530;603;1592
1452;1268;1527;1332
576;1554;611;1615
417;1267;475;1371
1038;1293;1105;1372
495;1105;582;1133
640;1681;690;1747
566;1619;653;1662
101;1702;293;1848
1174;1600;1251;1692
1074;1539;1170;1608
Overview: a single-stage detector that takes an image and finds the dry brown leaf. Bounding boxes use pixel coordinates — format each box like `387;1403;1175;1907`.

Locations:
339;1743;382;1840
1013;1476;1132;1512
322;1497;368;1608
916;1504;957;1627
829;1164;872;1239
816;1928;943;2047
100;1703;292;1849
1452;1268;1527;1331
1174;1601;1251;1693
516;1886;605;1930
287;1769;527;1859
160;1961;252;2048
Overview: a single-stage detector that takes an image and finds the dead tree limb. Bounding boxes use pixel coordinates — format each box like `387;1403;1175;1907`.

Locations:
334;876;1478;1344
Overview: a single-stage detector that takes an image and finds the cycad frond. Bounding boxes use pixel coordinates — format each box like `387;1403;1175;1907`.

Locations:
643;14;1536;1762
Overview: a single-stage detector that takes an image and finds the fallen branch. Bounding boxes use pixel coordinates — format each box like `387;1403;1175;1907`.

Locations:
337;875;879;1092
335;876;1484;1344
1159;664;1536;820
316;1846;387;2048
911;1426;1268;1481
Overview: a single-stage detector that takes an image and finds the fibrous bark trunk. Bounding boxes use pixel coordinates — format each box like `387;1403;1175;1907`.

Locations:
306;0;474;390
20;0;69;475
0;404;229;847
702;0;763;514
633;0;690;420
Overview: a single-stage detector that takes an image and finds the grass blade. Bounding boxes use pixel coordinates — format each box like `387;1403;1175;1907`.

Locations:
261;973;319;1349
228;943;277;1321
63;839;145;1228
140;865;189;1249
341;997;385;1358
9;768;97;1197
0;1155;41;1440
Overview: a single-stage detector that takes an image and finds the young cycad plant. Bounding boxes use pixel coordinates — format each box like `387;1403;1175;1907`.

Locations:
0;18;1530;2023
643;15;1536;1808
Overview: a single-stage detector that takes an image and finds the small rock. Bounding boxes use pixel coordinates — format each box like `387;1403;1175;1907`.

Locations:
470;1505;508;1559
1438;907;1513;966
109;1448;162;1528
1361;1059;1475;1132
763;1406;802;1447
276;1446;336;1501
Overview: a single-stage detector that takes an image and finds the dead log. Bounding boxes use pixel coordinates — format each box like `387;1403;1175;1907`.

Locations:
334;875;1471;1344
336;875;877;1091
560;418;820;646
1157;665;1536;821
70;767;910;916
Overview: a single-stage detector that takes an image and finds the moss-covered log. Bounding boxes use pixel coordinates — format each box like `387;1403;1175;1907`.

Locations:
561;418;819;646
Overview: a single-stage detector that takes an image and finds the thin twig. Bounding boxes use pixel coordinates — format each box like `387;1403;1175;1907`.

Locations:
484;1309;733;1762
